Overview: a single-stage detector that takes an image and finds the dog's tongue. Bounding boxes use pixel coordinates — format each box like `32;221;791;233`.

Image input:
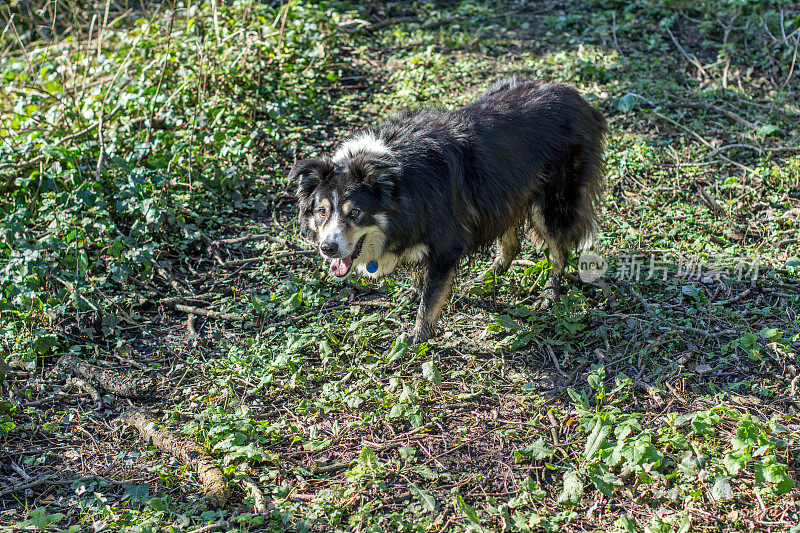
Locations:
331;256;352;277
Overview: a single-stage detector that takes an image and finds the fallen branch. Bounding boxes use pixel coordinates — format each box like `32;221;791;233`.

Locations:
154;261;191;295
213;233;301;250
121;409;230;507
173;303;247;323
699;188;727;217
0;475;54;498
240;477;272;514
65;377;103;408
363;16;420;32
159;295;214;307
187;523;231;533
712;287;753;306
616;279;654;316
649;110;759;175
56;355;157;399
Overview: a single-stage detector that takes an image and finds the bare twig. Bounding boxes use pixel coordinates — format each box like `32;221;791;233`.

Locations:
154;262;191;295
187;523;231;533
780;34;799;92
713;287;753;307
666;28;707;78
699;188;727;217
213;233;302;250
611;11;625;58
616;278;654;315
650;110;759;175
706;103;760;132
545;345;567;377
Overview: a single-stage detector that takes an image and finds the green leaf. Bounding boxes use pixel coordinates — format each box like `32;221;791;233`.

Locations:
558;469;583;505
409;482;436;512
412;464;439;480
584;419;611;460
710;475;733;501
303;437;331;451
422;361;441;385
723;451;748;475
387;335;408;363
755;456;794;493
493;314;520;330
757;123;778;135
122;482;150;503
588;463;618;497
454;494;481;524
615;513;638;533
358;446;380;471
514;438;555;462
510;331;534;350
612;93;637;113
398;445;416;460
19;507;65;531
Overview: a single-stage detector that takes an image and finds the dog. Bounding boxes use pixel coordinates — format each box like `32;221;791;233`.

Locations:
291;77;607;344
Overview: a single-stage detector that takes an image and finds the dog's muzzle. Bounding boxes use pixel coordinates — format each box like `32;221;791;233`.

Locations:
329;235;366;277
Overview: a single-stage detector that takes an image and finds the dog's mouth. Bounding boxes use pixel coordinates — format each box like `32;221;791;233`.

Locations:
330;235;366;277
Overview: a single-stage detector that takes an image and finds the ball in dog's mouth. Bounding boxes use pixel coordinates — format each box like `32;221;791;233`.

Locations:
330;235;366;277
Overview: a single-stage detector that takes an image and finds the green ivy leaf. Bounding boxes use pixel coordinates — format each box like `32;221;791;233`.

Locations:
612;93;637;113
710;475;733;501
514;438;555;462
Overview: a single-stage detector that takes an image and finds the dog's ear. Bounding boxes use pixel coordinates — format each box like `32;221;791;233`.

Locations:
291;157;334;200
349;153;400;188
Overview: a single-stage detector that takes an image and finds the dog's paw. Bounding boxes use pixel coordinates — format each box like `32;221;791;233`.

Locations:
408;328;431;346
408;333;426;346
396;286;420;304
530;291;558;311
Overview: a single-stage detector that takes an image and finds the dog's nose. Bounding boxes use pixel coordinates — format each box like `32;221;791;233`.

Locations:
320;241;338;256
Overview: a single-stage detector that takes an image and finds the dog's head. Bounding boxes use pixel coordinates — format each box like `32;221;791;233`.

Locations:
291;146;400;279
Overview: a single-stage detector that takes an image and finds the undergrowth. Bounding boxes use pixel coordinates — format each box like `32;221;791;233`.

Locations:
1;0;799;532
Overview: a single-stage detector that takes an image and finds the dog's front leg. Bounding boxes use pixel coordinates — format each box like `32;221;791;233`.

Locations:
409;263;456;344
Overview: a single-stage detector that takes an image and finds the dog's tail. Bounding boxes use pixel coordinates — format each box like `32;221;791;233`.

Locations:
573;106;608;252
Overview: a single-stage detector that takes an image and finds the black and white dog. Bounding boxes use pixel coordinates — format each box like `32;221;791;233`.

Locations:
292;77;607;343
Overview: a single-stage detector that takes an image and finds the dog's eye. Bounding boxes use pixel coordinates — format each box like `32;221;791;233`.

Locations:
318;207;327;217
350;208;361;218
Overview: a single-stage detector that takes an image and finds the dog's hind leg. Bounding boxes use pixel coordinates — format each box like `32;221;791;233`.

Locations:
466;226;521;288
530;241;567;311
490;226;521;275
410;264;457;344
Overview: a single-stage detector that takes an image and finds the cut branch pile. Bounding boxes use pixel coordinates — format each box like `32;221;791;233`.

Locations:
55;355;157;399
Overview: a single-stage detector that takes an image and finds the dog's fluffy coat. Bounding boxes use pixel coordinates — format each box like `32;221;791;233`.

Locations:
292;77;607;343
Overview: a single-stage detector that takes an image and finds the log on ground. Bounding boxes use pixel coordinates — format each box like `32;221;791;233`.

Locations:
120;409;231;508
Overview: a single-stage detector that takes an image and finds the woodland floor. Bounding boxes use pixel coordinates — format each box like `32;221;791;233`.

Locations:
1;1;800;532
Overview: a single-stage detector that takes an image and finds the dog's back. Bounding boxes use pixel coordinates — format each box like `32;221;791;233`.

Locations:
459;77;607;251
